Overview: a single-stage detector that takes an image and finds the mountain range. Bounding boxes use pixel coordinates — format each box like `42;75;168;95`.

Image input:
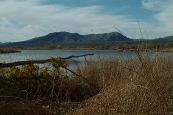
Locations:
1;32;173;49
157;36;173;41
7;32;131;46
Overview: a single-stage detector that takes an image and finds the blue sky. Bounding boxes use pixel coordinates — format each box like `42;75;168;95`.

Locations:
0;0;172;42
44;0;155;19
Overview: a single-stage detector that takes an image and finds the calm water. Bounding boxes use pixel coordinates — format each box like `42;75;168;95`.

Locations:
0;50;171;64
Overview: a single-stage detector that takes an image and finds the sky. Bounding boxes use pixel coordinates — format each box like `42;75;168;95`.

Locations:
0;0;173;42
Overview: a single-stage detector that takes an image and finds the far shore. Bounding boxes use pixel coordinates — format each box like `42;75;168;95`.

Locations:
19;48;173;52
0;48;21;54
1;47;173;54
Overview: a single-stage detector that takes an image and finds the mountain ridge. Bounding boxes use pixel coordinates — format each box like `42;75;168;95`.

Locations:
8;31;132;46
156;36;173;41
2;32;173;49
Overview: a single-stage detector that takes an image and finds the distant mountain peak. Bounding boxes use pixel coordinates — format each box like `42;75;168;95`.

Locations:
7;31;132;47
157;36;173;41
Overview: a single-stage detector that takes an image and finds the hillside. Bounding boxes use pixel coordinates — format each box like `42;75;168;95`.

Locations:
157;36;173;41
3;32;173;50
8;32;132;47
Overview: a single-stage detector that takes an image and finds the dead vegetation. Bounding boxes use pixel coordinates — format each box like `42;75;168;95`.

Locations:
71;54;173;115
0;48;20;54
0;53;173;114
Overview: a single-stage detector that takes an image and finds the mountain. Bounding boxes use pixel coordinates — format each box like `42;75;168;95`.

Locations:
9;32;132;47
156;36;173;41
0;42;3;46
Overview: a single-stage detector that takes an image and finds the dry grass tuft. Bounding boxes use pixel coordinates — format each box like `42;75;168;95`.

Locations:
0;54;173;114
71;54;173;115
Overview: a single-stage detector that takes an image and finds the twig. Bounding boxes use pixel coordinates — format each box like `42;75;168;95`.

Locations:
0;96;24;100
63;67;99;91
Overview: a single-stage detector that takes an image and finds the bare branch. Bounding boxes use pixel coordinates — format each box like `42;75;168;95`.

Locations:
0;54;94;68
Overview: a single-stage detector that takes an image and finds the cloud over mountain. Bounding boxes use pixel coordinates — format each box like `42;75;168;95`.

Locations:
0;0;173;42
142;0;173;36
0;0;138;42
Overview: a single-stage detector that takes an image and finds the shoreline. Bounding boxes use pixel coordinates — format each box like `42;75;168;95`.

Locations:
1;47;173;53
0;48;21;54
18;48;173;52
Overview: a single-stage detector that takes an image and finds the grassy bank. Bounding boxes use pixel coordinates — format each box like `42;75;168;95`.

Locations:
12;40;173;52
0;54;173;114
0;48;20;54
72;55;173;114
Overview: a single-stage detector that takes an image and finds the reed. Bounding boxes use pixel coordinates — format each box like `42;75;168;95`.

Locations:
71;54;173;115
0;54;173;114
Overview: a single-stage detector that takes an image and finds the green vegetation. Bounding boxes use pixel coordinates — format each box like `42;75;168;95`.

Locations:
0;54;173;114
0;56;96;114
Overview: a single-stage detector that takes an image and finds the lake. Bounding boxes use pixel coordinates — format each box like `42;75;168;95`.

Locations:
0;50;171;66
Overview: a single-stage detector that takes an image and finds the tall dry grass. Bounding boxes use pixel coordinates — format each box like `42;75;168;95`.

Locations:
71;54;173;115
0;54;173;114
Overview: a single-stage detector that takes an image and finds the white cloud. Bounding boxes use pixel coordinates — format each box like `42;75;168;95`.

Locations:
140;0;173;38
142;0;163;10
0;0;173;42
0;0;141;42
154;1;173;32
